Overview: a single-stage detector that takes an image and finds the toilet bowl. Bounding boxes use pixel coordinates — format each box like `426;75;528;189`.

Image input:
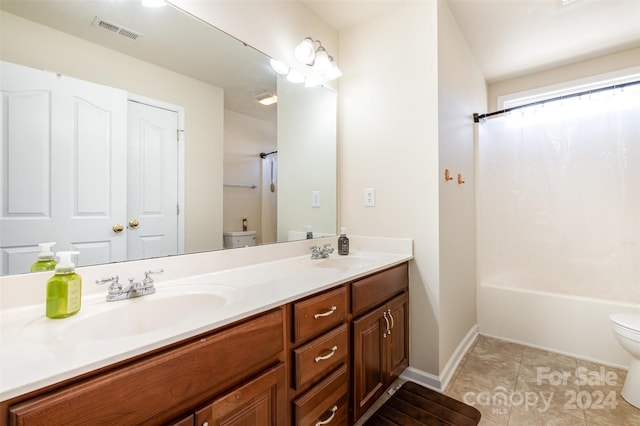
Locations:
610;312;640;408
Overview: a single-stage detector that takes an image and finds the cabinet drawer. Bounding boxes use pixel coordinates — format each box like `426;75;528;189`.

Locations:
293;286;346;343
293;324;348;389
9;309;284;426
351;263;408;316
294;363;348;426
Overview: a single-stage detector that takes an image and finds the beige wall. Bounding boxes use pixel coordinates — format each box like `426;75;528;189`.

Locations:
487;47;640;111
437;0;486;373
0;10;225;254
339;1;441;375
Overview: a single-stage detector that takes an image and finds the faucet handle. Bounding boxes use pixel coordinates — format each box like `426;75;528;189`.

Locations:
143;268;164;285
95;275;122;294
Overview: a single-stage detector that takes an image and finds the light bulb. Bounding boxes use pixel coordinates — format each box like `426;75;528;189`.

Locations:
325;60;343;81
269;59;289;75
286;69;306;84
313;48;330;73
295;38;316;65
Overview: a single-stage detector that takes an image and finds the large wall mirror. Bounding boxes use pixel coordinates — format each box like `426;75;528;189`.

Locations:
0;0;337;276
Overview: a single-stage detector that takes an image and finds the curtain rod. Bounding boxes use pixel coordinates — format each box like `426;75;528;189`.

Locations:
473;79;640;123
259;150;278;159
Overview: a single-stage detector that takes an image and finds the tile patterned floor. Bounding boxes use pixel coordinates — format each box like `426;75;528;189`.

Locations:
356;335;640;425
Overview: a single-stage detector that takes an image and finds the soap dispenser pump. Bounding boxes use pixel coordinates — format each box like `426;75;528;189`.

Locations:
46;251;82;319
30;242;57;272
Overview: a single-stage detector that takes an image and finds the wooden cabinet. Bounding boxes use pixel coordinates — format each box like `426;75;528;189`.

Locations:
7;309;285;426
3;262;410;426
351;264;409;423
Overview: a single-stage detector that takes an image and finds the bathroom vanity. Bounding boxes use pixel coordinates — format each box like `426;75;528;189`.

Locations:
0;237;412;425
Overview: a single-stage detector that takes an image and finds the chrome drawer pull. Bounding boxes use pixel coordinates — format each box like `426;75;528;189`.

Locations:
388;308;395;330
315;405;338;426
314;306;337;319
315;346;338;363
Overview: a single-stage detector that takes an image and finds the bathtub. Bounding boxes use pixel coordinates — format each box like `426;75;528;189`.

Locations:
477;280;640;369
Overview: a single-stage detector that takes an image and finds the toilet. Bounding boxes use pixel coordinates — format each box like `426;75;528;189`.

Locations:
223;231;257;249
610;312;640;408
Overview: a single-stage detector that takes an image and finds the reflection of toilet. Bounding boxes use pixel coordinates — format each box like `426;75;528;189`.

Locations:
223;231;257;249
610;312;640;408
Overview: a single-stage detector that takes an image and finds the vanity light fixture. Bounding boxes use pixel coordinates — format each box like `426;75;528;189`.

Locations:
292;37;342;85
256;93;278;106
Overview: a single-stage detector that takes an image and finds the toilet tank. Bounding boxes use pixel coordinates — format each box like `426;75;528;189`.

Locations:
223;231;257;249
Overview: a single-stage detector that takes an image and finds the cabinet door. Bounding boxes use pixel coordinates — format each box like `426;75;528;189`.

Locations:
385;292;409;385
195;363;286;426
351;305;387;421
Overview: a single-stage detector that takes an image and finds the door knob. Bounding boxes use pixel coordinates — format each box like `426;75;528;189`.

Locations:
129;219;139;228
112;224;124;233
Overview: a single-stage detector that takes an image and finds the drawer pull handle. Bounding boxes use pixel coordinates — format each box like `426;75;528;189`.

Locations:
315;345;338;362
314;306;337;319
315;405;338;426
383;312;391;338
388;308;395;330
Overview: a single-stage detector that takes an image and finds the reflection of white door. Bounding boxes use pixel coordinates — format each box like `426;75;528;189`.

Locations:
127;101;179;260
0;61;127;274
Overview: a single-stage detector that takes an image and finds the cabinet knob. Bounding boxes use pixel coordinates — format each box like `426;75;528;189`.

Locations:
112;224;124;233
128;219;139;228
315;405;338;426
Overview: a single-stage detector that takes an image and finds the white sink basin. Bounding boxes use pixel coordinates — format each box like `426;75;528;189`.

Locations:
20;285;236;343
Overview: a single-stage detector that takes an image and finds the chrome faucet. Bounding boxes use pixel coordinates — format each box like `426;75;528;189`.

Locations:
96;269;163;302
311;244;334;259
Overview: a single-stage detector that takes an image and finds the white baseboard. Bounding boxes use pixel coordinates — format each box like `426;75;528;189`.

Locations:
439;324;479;390
400;324;479;392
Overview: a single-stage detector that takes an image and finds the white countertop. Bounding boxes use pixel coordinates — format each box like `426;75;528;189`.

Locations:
0;237;412;402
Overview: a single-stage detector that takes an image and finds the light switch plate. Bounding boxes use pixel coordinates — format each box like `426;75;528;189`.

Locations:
312;191;321;207
364;187;375;206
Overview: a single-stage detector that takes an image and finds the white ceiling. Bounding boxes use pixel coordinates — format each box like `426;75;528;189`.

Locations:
302;0;640;83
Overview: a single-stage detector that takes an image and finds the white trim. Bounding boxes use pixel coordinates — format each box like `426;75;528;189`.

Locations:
400;324;479;392
439;324;479;391
497;66;640;109
400;367;442;391
127;92;186;255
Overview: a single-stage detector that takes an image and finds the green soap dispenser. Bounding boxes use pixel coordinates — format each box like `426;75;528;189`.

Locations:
46;251;82;319
30;242;57;272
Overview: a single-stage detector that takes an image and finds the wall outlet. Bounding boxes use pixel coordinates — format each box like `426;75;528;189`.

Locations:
312;191;321;207
364;187;375;207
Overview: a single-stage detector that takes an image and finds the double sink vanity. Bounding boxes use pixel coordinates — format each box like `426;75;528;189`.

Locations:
0;236;412;425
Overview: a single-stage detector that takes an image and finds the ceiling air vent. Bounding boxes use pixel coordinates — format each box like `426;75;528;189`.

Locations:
92;17;142;41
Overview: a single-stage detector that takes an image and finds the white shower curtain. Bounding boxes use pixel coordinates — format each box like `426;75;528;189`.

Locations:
477;83;640;303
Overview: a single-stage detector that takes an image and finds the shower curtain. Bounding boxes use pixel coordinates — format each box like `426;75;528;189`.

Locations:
477;83;640;303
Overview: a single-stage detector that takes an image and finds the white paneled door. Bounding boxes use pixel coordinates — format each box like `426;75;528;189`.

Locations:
126;101;179;261
1;61;128;274
1;61;181;275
